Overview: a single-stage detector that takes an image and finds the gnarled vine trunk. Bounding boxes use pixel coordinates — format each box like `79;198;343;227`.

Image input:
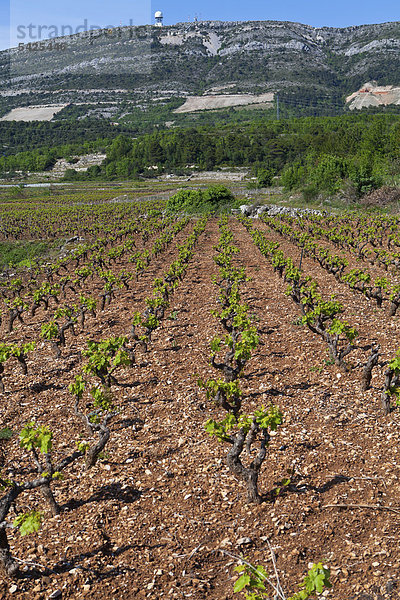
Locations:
361;345;380;391
226;425;269;504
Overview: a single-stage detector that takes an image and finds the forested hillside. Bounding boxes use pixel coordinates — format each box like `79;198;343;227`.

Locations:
55;114;399;199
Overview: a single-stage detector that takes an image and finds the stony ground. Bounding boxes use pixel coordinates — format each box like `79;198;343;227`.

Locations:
1;217;400;600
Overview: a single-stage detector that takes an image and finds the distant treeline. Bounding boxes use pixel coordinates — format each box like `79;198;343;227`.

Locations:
2;113;400;199
62;114;399;198
0;138;111;175
0;119;132;157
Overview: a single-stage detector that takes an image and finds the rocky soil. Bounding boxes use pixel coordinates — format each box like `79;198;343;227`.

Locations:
1;218;400;600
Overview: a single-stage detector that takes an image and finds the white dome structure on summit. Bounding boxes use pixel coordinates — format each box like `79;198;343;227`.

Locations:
155;11;163;26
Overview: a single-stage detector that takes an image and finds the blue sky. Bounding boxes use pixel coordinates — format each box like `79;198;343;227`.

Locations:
0;0;399;50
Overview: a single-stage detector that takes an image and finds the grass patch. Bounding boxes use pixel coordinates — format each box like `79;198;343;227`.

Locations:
0;239;61;268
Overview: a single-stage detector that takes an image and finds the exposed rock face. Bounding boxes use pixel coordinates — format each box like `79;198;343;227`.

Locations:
0;104;67;121
346;81;400;109
0;20;400;113
174;93;274;113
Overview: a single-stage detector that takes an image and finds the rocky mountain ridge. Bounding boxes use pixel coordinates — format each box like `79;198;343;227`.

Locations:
1;19;400;117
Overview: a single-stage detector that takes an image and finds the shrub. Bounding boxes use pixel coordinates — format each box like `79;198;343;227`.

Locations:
309;154;347;194
280;163;305;190
302;184;319;202
166;185;235;213
256;168;275;187
348;165;384;197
